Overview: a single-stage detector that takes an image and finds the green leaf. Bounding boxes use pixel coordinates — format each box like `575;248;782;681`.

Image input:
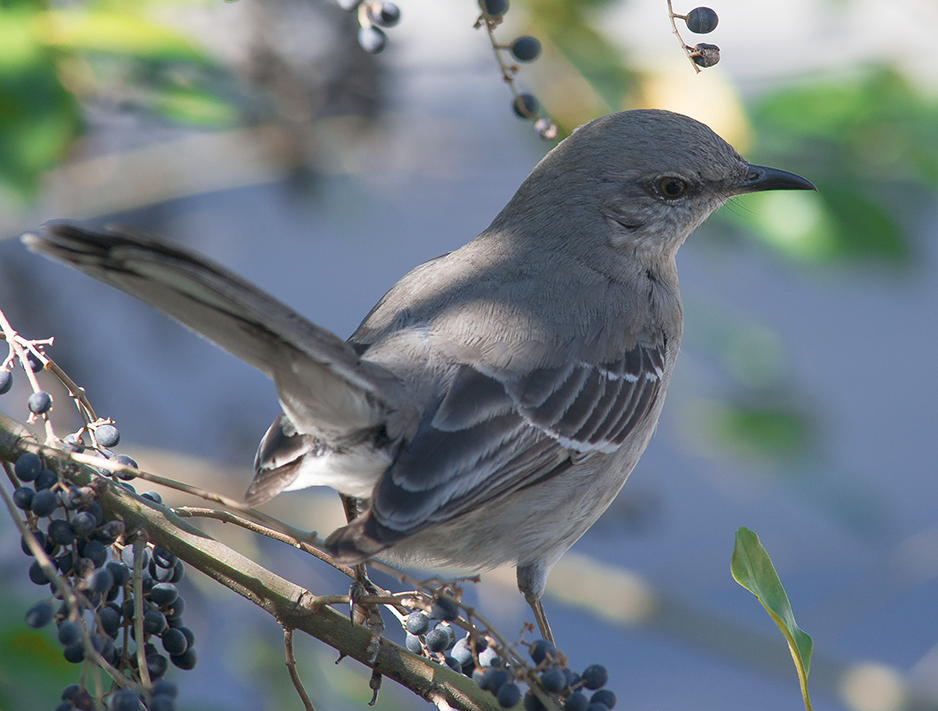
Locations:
732;527;813;711
46;9;210;63
0;6;80;199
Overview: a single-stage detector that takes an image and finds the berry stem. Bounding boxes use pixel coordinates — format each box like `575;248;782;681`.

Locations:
0;308;56;439
665;0;702;74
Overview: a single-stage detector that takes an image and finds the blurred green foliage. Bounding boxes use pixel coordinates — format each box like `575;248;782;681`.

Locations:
729;68;938;264
0;0;234;201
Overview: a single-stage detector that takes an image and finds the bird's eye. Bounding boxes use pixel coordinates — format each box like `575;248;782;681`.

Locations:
657;177;687;199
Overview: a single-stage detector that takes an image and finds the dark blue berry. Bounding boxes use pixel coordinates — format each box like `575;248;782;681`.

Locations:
147;652;169;679
88;567;115;593
34;469;58;490
95;424;120;448
444;655;461;672
374;2;400;27
106;561;129;587
29;560;50;585
149;583;179;606
14;453;41;481
564;669;581;688
685;6;718;33
497;682;522;708
95;520;125;545
161;627;188;656
140;491;162;505
170;647;197;670
86;501;104;526
69;511;96;538
62;433;85;452
0;369;11;394
404;633;423;654
425;627;450;653
512;93;538;118
56;552;74;574
586;704;610;711
169;560;186;583
63;641;85;663
150;695;176;711
358;26;387;54
28;390;52;415
21;529;48;555
152;680;178;698
144;609;167;635
152;547;177;569
510;36;541;62
564;691;590;711
177;626;195;649
540;667;566;693
79;540;108;568
99;606;122;637
48;519;75;546
30;489;58;516
58;620;82;645
62;683;81;701
25;600;54;628
478;667;509;693
449;637;473;666
25;351;44;372
115;455;138;480
165;597;185;620
529;639;556;664
13;486;34;510
110;688;142;711
482;0;508;15
591;689;616;709
581;664;608;690
405;610;431;635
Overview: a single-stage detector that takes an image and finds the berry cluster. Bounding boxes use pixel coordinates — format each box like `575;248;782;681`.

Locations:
398;595;615;709
476;0;558;140
338;0;401;55
667;3;721;71
15;452;196;711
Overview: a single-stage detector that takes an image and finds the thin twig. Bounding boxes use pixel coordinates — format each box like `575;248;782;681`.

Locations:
284;627;317;711
173;505;355;577
666;0;701;73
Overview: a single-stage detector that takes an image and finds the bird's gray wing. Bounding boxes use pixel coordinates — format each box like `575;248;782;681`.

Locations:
23;223;411;439
334;339;666;547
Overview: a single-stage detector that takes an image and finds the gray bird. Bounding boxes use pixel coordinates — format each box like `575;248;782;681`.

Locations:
24;109;815;642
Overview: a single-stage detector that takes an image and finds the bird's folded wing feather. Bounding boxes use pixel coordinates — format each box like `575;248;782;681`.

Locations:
368;339;666;537
22;223;406;437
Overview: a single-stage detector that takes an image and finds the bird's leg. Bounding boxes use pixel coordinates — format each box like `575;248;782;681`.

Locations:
517;562;555;644
340;495;385;665
527;593;554;645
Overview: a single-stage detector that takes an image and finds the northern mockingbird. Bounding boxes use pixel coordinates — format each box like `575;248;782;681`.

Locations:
24;109;815;642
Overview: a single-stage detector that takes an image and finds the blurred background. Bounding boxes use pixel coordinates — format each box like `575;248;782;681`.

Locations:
1;0;937;709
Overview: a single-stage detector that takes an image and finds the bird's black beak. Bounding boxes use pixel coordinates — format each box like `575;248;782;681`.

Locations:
733;164;817;194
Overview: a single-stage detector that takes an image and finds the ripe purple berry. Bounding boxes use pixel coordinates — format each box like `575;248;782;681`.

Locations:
374;2;400;27
482;0;508;16
685;7;718;34
510;36;541;62
28;390;52;415
358;25;387;54
512;93;538;118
